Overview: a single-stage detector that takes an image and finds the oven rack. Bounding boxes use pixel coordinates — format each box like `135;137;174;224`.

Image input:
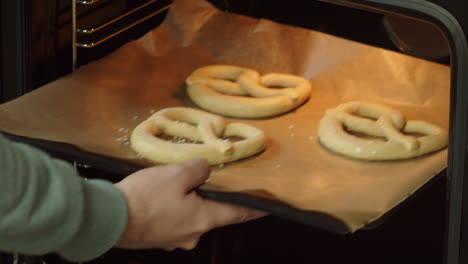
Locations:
72;0;172;69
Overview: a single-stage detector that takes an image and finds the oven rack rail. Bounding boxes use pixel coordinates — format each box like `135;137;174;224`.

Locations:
72;0;172;69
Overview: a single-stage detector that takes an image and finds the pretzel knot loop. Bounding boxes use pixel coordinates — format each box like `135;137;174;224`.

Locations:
186;65;312;118
318;101;448;160
130;107;267;165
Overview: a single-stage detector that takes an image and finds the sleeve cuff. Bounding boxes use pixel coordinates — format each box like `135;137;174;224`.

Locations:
58;179;128;262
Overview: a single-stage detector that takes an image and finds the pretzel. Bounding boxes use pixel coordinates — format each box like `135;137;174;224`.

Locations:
186;65;312;118
318;101;448;160
130;107;267;165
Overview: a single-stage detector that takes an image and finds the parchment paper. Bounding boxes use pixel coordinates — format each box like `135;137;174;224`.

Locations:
0;0;450;231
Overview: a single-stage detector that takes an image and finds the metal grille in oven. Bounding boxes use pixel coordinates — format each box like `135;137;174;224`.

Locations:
71;0;172;70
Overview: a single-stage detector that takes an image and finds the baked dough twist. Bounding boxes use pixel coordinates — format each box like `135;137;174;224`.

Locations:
186;65;312;118
318;101;448;160
130;107;267;165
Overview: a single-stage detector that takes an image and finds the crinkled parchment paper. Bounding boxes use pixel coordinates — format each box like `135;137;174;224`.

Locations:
0;0;449;231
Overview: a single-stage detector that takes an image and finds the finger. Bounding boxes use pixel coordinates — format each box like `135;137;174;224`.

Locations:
177;158;212;191
162;247;177;252
178;236;201;250
160;234;201;251
200;199;267;228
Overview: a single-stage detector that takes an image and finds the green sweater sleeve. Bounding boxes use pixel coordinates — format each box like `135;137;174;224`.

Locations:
0;134;128;262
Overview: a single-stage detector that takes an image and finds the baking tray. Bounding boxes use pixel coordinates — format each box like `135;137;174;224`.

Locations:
0;0;450;233
4;132;446;234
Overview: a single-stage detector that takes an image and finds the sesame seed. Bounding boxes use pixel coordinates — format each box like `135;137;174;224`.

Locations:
288;125;295;130
308;136;314;140
355;147;362;153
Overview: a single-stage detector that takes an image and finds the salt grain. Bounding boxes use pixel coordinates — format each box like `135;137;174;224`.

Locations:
117;128;125;132
290;133;296;138
218;163;224;168
288;125;295;130
115;136;128;142
274;164;281;169
133;115;139;120
308;136;314;140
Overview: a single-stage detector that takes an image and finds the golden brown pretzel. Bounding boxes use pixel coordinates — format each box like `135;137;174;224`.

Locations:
318;101;448;160
130;107;267;165
186;65;311;118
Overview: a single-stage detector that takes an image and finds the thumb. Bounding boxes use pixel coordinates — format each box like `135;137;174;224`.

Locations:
176;158;212;191
200;199;268;228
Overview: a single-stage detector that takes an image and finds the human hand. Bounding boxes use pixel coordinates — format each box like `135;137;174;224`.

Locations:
114;158;266;250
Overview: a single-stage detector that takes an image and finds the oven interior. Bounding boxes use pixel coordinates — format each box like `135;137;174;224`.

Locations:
1;0;467;263
27;0;453;92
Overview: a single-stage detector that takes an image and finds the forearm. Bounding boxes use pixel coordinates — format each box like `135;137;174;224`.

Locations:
0;134;127;262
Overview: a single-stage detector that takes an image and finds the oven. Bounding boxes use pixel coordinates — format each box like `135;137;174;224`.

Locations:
0;0;467;263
